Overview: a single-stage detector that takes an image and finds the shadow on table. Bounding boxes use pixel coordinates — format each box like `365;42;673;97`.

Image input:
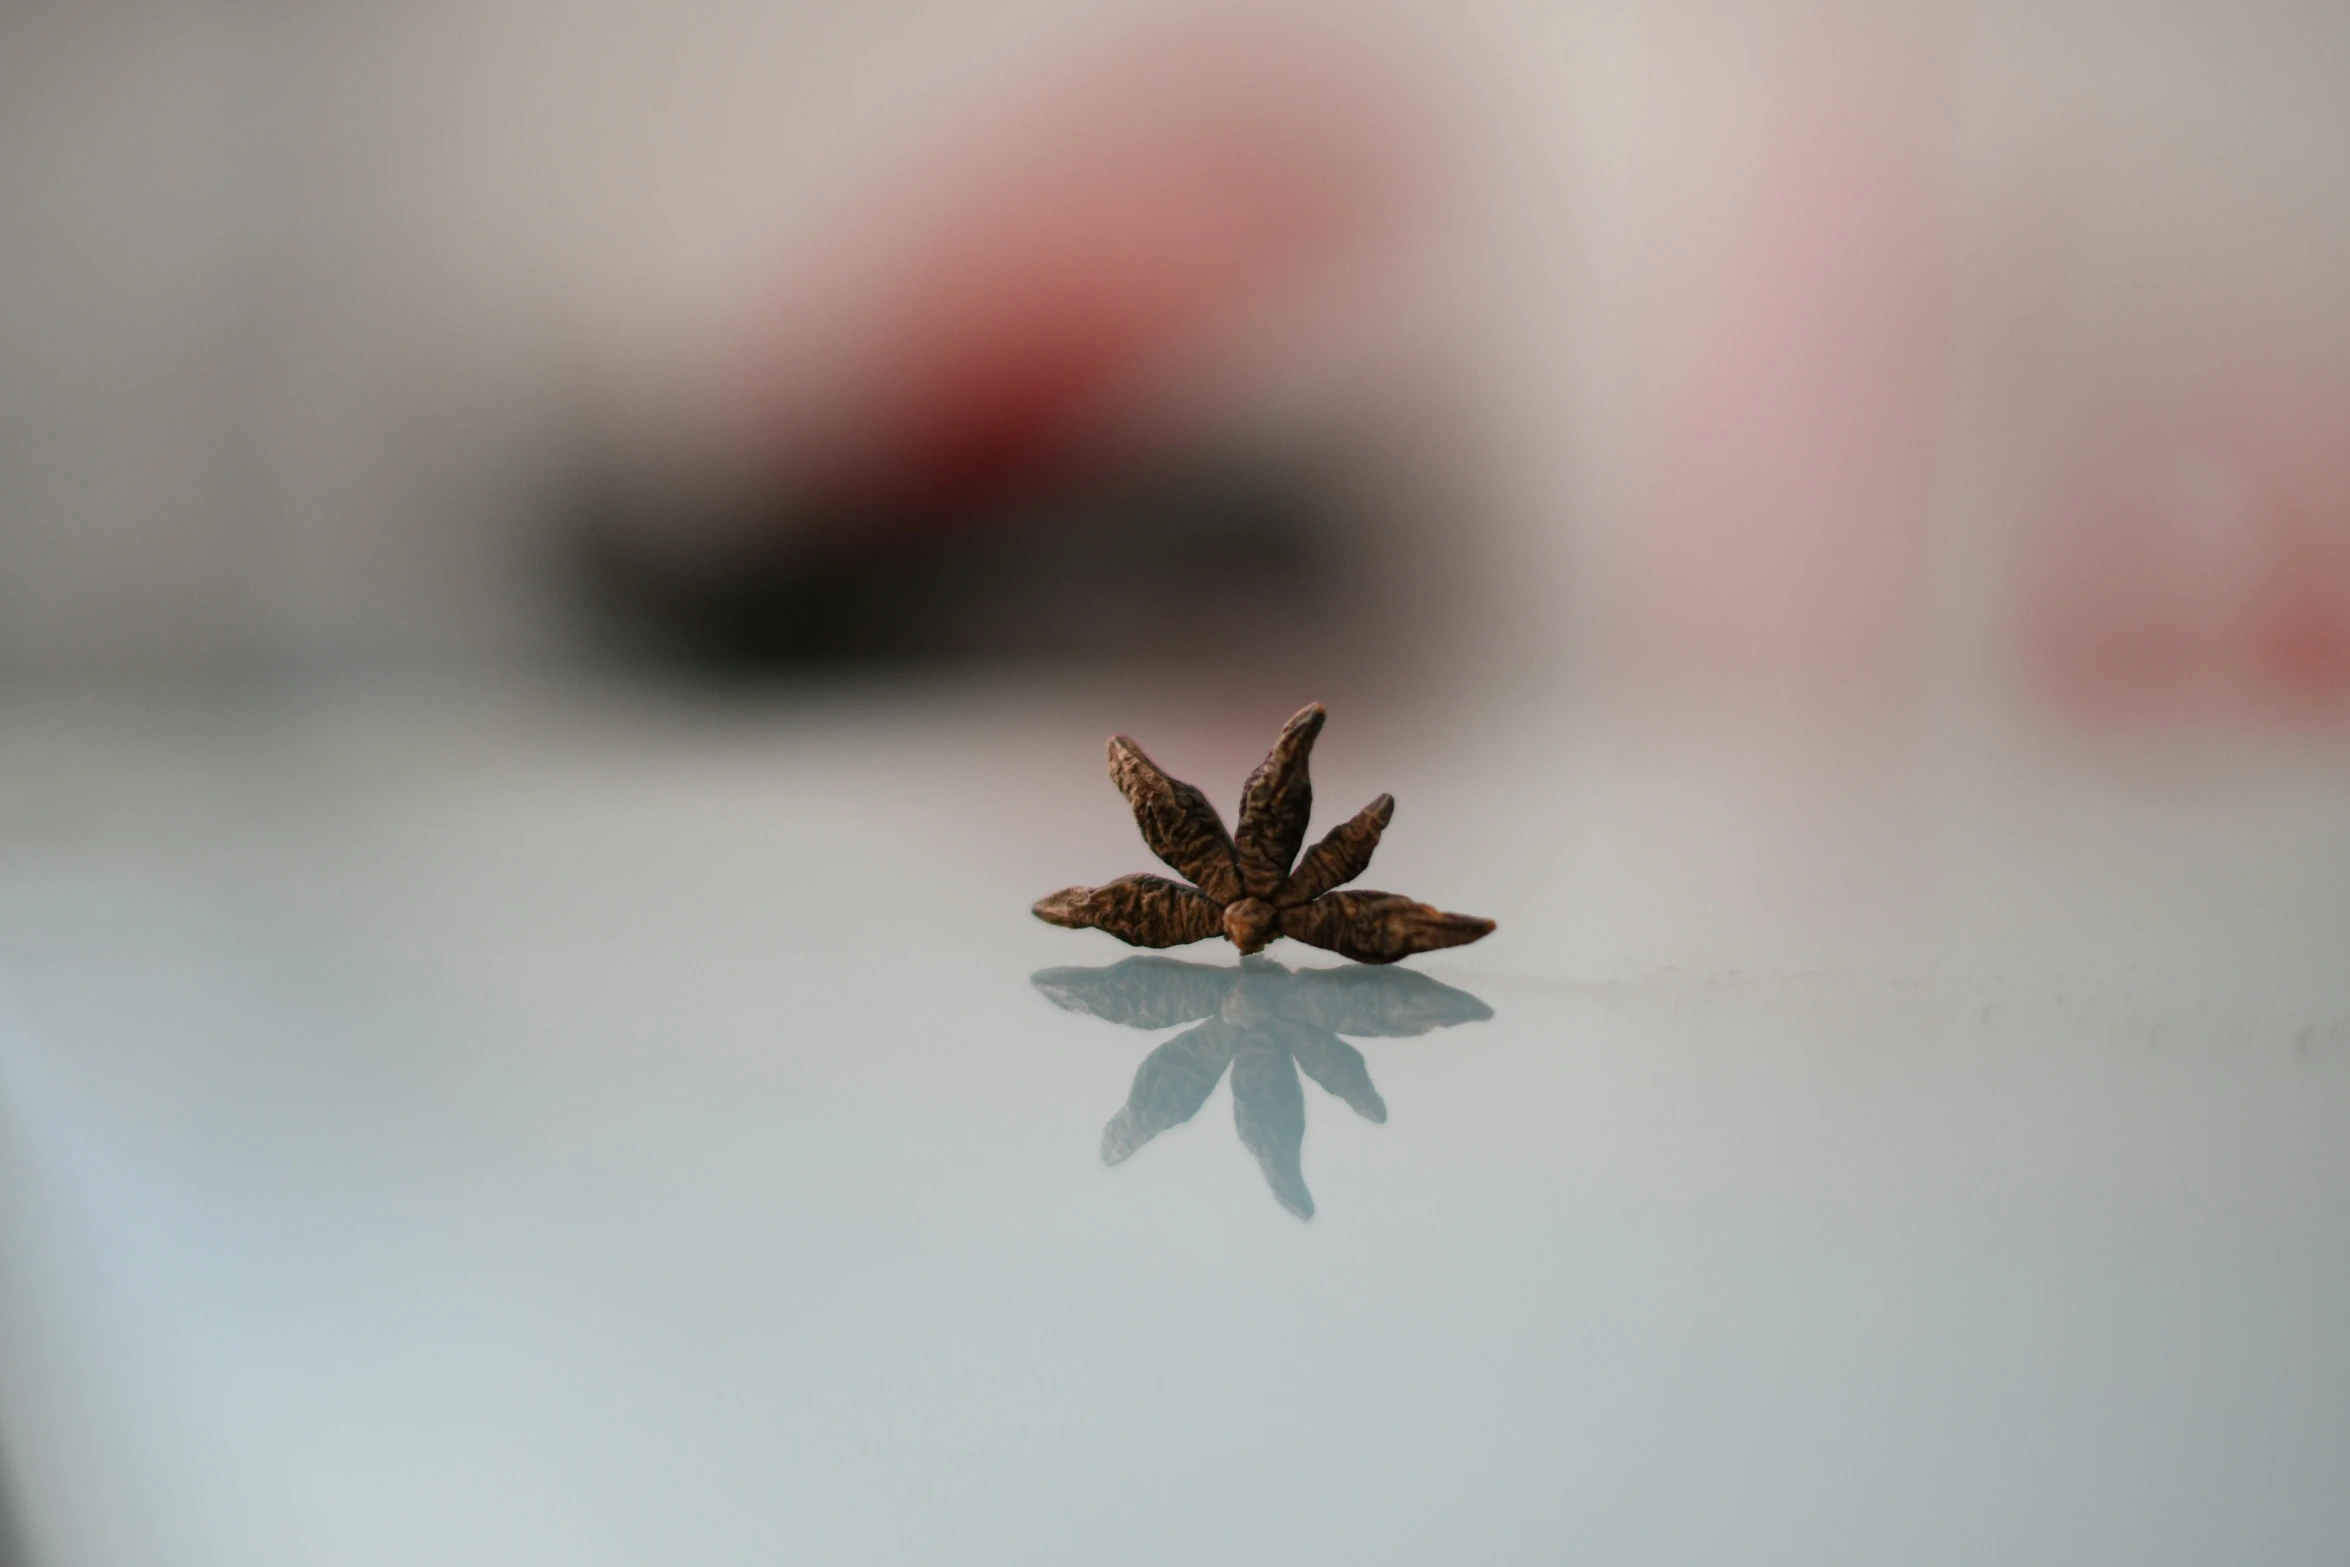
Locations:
1032;956;1494;1219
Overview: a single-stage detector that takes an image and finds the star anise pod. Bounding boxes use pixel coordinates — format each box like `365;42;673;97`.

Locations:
1032;703;1495;964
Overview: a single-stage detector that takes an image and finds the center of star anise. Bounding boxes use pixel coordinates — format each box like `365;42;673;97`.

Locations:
1220;897;1276;954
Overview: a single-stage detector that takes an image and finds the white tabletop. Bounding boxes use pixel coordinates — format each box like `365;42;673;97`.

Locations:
2;679;2346;1566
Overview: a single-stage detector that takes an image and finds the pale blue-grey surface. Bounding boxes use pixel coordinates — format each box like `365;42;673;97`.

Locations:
2;684;2346;1565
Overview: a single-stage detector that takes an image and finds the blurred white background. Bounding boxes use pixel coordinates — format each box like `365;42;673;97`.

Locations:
5;0;2346;717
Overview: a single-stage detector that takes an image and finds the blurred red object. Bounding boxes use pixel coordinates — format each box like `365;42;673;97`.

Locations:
575;32;1400;664
2030;346;2350;715
755;41;1383;523
1591;8;1957;701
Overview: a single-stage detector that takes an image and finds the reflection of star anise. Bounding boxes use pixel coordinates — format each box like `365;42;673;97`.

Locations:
1032;703;1495;964
1033;955;1496;1218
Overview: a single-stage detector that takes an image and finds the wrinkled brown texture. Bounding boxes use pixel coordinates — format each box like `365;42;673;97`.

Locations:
1107;737;1243;904
1219;896;1277;954
1034;704;1494;964
1235;703;1325;897
1278;792;1392;906
1032;873;1223;948
1276;890;1496;965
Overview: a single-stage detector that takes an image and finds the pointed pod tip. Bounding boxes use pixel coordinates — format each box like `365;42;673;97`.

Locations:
1282;702;1328;736
1105;735;1155;790
1032;887;1092;927
1441;915;1499;946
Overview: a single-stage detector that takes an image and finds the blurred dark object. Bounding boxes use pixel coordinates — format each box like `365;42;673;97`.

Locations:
560;28;1403;672
569;449;1351;668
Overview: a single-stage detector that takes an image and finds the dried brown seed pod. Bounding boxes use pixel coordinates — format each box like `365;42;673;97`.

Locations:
1234;702;1325;898
1278;792;1393;907
1033;705;1493;964
1031;873;1223;948
1276;890;1495;966
1106;737;1243;904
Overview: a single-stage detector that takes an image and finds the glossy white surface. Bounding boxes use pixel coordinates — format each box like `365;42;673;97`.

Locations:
2;683;2347;1565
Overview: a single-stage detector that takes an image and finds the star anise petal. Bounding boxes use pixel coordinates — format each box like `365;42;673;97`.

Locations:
1102;1019;1241;1163
1233;702;1325;898
1276;792;1393;907
1032;874;1224;947
1106;737;1242;904
1276;890;1497;965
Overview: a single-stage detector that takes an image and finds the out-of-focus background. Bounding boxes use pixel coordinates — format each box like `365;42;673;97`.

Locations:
6;3;2350;1565
6;0;2346;705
